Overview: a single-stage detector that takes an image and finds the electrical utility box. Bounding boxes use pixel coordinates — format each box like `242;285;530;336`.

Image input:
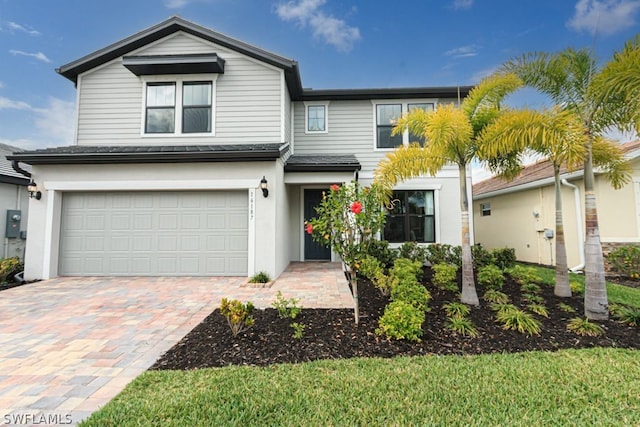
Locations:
6;210;21;238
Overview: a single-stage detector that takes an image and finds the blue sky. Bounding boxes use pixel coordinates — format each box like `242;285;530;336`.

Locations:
0;0;638;159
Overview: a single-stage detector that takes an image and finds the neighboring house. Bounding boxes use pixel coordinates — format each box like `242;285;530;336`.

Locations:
9;16;472;281
0;143;29;260
473;140;640;269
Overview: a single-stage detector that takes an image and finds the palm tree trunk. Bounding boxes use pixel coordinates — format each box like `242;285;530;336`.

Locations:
554;166;571;297
583;144;609;319
459;164;479;306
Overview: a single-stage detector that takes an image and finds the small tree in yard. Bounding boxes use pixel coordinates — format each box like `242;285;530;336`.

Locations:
305;181;386;324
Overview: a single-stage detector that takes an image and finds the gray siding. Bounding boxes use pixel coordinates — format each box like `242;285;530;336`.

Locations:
76;32;282;146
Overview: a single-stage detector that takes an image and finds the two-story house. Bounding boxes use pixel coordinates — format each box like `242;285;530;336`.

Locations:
9;16;472;281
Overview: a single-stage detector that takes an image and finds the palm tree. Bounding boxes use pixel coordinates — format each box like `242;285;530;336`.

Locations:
374;73;522;306
477;107;630;298
504;41;639;320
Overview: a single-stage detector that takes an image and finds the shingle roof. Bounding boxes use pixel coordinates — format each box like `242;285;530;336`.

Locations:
284;155;361;172
7;144;288;165
0;143;30;185
473;140;640;197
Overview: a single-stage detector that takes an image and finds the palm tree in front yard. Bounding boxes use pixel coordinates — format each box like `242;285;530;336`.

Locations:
477;107;630;298
374;73;522;306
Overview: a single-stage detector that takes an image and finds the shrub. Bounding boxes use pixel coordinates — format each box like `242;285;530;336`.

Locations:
495;308;542;335
558;303;576;313
432;263;458;291
425;243;460;266
483;290;509;304
506;265;542;286
490;303;518;315
271;291;302;319
0;257;23;283
367;239;397;269
248;271;271;284
492;247;517;270
391;258;424;282
527;303;549;318
396;241;427;265
522;293;545;304
445;316;479;337
567;317;604;336
477;264;504;289
391;280;431;312
376;301;425;342
220;298;255;336
443;301;471;318
608;245;640;279
358;256;398;297
570;280;584;295
472;245;494;269
614;306;640;327
290;322;305;339
521;283;542;294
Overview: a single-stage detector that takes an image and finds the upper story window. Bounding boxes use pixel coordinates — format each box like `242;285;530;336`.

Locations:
375;101;435;149
143;77;215;136
376;104;403;149
305;103;328;134
480;202;491;216
383;190;436;243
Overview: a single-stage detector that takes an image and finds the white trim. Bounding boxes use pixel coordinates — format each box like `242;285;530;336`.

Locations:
43;190;56;279
284;171;355;184
74;75;81;145
304;102;329;134
434;187;441;243
139;75;218;137
248;188;256;276
44;179;258;191
280;71;286;142
290;100;295;154
358;168;459;180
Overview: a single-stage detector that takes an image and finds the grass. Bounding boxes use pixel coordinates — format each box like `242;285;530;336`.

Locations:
81;348;640;426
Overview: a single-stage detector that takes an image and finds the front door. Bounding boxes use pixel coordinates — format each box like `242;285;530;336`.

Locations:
304;189;331;261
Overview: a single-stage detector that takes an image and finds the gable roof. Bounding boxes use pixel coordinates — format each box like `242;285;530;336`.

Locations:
473;139;640;198
56;16;304;99
0;143;30;185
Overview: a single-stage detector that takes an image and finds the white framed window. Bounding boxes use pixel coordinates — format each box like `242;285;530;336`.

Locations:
480;202;491;217
383;190;436;243
374;101;435;150
142;75;217;136
305;102;328;134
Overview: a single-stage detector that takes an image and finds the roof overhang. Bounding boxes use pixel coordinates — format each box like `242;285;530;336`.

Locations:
473;170;584;200
302;86;473;101
7;144;288;165
284;155;361;172
122;54;225;75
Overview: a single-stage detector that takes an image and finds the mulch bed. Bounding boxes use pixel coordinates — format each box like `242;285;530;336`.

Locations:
152;268;640;370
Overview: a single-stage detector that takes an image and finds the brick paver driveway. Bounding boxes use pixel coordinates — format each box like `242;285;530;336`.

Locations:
0;262;352;425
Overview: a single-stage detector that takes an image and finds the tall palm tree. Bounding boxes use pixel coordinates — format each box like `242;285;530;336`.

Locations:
374;73;522;306
477;107;630;298
504;41;639;319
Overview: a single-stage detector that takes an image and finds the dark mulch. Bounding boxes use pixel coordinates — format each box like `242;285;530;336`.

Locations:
151;270;640;370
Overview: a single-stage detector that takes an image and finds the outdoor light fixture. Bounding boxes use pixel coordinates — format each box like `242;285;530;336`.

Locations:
27;181;42;200
260;176;269;198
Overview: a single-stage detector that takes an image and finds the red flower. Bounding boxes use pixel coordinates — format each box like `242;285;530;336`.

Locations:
305;223;313;234
330;184;340;192
350;201;363;214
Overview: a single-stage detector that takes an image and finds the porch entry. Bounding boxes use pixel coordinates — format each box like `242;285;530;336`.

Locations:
304;189;331;261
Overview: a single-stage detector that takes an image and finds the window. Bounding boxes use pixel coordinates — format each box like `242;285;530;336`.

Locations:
480;202;491;217
182;82;212;133
376;104;403;148
144;79;214;135
383;190;435;243
306;104;327;133
407;103;434;144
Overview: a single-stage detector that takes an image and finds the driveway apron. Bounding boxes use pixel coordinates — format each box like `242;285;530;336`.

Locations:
0;262;352;425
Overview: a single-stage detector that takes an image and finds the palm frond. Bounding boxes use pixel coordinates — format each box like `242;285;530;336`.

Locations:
462;72;522;132
374;144;447;192
590;138;632;189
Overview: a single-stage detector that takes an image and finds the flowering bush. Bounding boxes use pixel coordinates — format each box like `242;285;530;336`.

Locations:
305;181;386;323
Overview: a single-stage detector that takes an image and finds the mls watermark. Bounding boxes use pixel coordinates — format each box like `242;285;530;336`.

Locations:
3;412;73;425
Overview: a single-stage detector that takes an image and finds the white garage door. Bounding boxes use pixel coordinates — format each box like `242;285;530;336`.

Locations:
59;191;248;276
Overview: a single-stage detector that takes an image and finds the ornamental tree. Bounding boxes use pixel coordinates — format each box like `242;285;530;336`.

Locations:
305;181;386;324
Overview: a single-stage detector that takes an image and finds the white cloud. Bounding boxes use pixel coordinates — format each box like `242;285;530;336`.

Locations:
0;96;32;111
567;0;640;35
33;98;76;146
5;21;40;36
275;0;361;52
469;65;499;84
444;44;480;59
0;82;4;89
453;0;473;10
164;0;191;8
9;49;51;63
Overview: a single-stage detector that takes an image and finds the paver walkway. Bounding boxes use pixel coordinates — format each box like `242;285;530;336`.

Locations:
0;262;352;426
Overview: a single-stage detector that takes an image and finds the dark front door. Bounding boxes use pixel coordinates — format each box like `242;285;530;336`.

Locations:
304;189;331;261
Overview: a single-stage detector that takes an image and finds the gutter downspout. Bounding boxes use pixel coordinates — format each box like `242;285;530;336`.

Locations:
561;179;585;272
11;160;32;179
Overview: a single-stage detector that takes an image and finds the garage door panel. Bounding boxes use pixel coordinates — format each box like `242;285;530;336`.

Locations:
60;191;248;276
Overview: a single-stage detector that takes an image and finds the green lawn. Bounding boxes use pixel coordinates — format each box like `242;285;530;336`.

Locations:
81;348;640;426
81;267;640;426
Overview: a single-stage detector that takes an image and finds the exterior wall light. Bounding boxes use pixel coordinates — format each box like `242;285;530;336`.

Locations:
27;181;42;200
260;176;269;198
